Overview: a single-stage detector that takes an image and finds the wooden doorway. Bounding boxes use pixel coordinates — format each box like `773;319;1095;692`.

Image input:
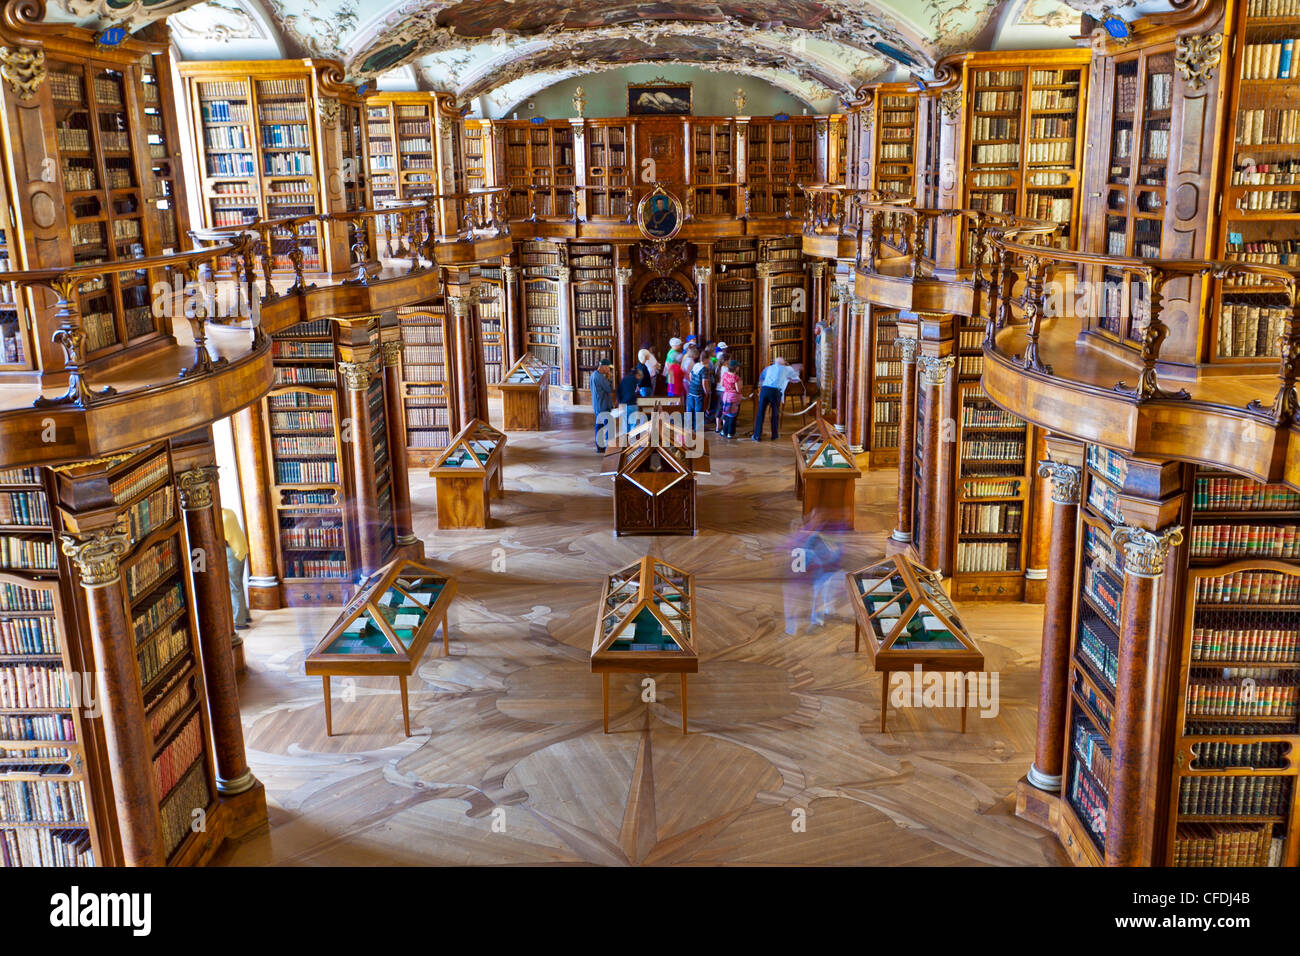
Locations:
632;274;693;360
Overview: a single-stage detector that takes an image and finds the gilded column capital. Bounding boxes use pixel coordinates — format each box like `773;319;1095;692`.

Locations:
381;340;403;367
1036;459;1082;505
1111;525;1184;579
338;359;374;391
556;265;571;283
810;261;827;280
501;265;519;282
918;354;955;387
894;336;920;364
692;264;712;283
756;262;774;279
615;266;633;285
0;46;46;100
176;466;220;512
447;294;471;319
59;522;129;589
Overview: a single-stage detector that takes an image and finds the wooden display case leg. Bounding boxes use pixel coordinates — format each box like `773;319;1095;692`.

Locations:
399;676;411;737
602;673;610;733
681;674;688;735
854;619;860;652
442;613;450;655
961;703;967;734
323;676;333;736
879;671;888;733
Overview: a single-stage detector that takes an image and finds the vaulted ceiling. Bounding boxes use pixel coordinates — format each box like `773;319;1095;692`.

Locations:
45;0;1122;110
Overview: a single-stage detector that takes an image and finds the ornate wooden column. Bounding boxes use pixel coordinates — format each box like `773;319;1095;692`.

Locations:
615;265;633;378
59;522;165;866
846;293;867;448
339;356;383;577
693;263;712;342
756;261;774;367
230;403;281;610
892;335;919;545
1025;428;1051;603
176;467;257;796
1027;452;1082;793
833;277;852;420
808;260;826;384
1106;523;1183;867
381;339;417;548
556;263;575;400
447;293;477;429
501;263;523;365
916;353;954;571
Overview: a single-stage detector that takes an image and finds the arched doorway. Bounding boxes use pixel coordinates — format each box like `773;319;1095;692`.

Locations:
632;273;694;357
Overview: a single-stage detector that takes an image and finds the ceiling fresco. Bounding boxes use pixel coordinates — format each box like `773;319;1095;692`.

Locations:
42;0;1137;107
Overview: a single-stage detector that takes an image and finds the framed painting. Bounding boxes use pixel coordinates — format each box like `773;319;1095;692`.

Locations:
628;80;693;116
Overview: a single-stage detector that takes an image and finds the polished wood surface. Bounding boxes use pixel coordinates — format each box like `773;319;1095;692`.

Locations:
216;399;1066;866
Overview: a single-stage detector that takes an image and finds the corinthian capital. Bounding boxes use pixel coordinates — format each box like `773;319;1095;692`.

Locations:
894;336;920;364
60;522;130;589
338;359;374;391
918;354;955;387
1111;525;1184;578
1036;459;1081;505
176;466;220;512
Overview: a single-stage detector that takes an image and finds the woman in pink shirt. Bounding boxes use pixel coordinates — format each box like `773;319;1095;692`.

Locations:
719;359;742;439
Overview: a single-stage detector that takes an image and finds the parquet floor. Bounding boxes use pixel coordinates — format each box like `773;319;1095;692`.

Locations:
217;399;1067;866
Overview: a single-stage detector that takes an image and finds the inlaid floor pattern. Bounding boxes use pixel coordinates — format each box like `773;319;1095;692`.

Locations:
219;400;1067;866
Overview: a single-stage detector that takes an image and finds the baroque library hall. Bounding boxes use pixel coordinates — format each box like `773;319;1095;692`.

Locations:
0;0;1298;886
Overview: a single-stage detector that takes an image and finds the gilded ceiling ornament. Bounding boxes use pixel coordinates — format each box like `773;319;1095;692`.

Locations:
572;85;585;117
317;96;341;129
60;0;207;31
1174;32;1224;92
0;46;46;100
734;86;746;114
939;88;963;122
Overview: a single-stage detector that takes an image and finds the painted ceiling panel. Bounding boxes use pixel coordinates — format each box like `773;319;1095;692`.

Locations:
48;0;1097;102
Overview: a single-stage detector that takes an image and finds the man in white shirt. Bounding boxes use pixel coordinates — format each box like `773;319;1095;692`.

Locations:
751;357;800;441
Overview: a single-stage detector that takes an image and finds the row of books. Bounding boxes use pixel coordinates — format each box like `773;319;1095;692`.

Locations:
131;582;184;645
199;99;250;123
1030;89;1078;111
1195;477;1300;511
148;675;194;742
263;153;312;176
1194;569;1300;603
1030;116;1076;138
274;366;336;385
0;713;74;742
959;502;1024;534
0;661;71;709
1073;717;1112;793
280;523;345;549
125;537;179;605
153;714;203;802
1247;0;1300;12
159;763;209;858
1191;625;1300;664
137;623;188;690
1083;564;1123;626
274;460;337;484
973;91;1021;112
1236;108;1300;146
1026;141;1074;165
0;777;87;824
203;125;249;150
1189;522;1300;558
955;540;1017;573
272;436;336;458
111;454;169;508
0;826;93;867
879;144;912;160
960;438;1026;461
48;72;84;103
1027;194;1074;222
1069;765;1108;841
961;403;1022;428
1235;189;1300;211
0;492;49;527
972;143;1023;167
270;411;333;432
281;490;335;506
1241;40;1297;80
1185;675;1298;717
1173;823;1273;867
0;616;58;655
283;555;346;578
0;538;55;572
971;117;1018;140
1177;774;1291;816
1078;614;1121;688
207;153;256;177
1194;740;1289;770
1232;161;1300;187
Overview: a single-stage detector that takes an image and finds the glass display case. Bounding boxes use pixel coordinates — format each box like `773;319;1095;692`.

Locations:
304;559;457;736
428;419;506;529
590;557;698;733
493;353;551;431
792;417;861;528
845;555;985;731
599;412;709;536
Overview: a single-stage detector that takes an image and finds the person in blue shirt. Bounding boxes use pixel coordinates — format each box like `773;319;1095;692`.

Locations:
590;358;614;453
751;357;800;442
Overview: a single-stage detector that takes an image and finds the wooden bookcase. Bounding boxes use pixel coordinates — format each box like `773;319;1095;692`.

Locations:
874;87;919;197
0;31;193;382
713;239;758;384
1166;468;1300;867
498;120;575;219
1214;1;1300;363
570;243;615;391
477;265;505;385
364;92;466;231
763;238;807;367
691;119;737;216
585;121;632;219
462;118;494;191
396;304;453;467
520;240;563;385
179;59;367;276
868;307;902;468
263;318;403;604
745;117;815;216
0;467;100;866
